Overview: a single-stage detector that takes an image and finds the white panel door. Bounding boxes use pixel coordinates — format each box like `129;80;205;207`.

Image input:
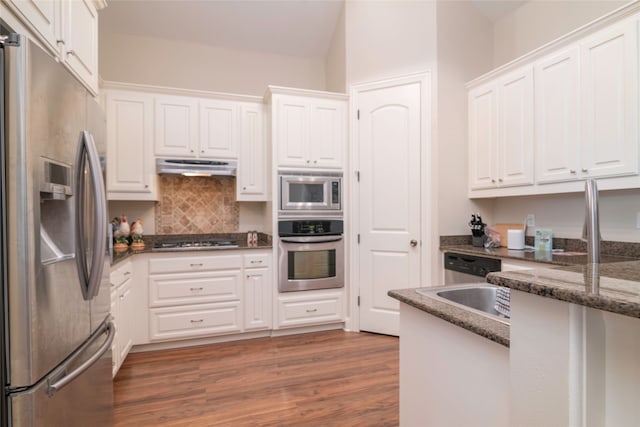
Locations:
243;268;272;331
468;84;497;190
199;99;238;158
154;95;198;157
497;67;534;187
310;100;345;169
535;47;581;184
581;18;638;179
357;81;422;336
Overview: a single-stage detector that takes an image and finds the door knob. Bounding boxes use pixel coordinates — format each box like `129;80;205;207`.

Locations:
410;240;418;247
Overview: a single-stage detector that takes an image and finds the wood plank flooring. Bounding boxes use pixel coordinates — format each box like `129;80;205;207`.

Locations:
113;330;399;426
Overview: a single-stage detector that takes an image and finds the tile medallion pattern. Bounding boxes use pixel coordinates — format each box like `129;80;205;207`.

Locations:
155;175;239;234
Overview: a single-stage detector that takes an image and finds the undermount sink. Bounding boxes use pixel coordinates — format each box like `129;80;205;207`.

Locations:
415;284;510;324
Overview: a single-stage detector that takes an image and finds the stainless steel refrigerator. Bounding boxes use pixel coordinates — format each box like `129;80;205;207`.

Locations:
1;28;114;427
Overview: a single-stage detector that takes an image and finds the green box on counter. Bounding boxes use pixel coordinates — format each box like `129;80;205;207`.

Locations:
534;228;553;252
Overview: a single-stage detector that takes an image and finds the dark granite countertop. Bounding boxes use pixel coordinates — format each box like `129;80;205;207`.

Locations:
439;244;636;266
389;288;510;347
487;261;640;319
110;233;273;266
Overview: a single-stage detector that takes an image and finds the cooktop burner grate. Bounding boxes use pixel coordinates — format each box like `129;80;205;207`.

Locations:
152;239;239;251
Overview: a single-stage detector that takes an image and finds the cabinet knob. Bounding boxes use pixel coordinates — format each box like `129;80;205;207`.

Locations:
144;184;149;188
410;239;418;247
306;308;318;313
67;49;75;57
306;160;311;164
190;319;204;324
243;187;247;190
313;160;317;164
498;178;503;182
581;168;588;173
190;149;194;153
570;170;576;174
491;179;496;183
201;150;205;154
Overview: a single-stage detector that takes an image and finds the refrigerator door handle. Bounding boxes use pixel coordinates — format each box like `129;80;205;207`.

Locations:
47;319;115;397
74;130;107;300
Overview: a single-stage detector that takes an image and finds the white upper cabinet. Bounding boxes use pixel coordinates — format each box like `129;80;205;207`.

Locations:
6;0;102;94
272;91;346;169
154;95;199;157
468;5;640;197
105;89;157;200
468;85;498;190
468;67;533;191
62;0;99;94
154;96;239;159
580;18;638;179
199;99;238;158
6;0;59;50
535;47;581;184
497;67;534;188
237;103;268;201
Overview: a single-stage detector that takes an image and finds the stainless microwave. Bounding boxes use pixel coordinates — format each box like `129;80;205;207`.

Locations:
279;172;342;215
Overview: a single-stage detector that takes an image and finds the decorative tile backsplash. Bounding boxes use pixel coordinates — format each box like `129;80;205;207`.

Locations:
155;175;239;234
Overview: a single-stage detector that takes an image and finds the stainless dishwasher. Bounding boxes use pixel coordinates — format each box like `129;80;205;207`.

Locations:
444;252;502;285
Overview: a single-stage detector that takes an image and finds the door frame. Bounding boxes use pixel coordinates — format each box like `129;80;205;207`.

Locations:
347;71;435;332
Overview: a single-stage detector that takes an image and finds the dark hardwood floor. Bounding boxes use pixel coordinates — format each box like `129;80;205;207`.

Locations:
113;330;399;426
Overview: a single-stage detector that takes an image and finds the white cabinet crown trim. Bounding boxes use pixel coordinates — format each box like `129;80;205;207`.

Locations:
102;80;264;104
466;1;640;89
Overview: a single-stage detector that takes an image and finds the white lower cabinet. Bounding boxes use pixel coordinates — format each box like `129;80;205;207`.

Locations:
244;253;272;331
146;250;273;342
110;260;134;377
276;289;344;329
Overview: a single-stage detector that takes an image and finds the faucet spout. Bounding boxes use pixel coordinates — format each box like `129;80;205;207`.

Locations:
582;179;601;264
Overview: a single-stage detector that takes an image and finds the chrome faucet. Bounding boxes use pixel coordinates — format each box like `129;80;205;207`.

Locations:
582;179;601;264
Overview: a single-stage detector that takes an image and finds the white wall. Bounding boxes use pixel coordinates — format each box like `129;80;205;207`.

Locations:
436;0;496;236
326;4;347;93
344;0;437;85
99;32;326;96
493;0;629;66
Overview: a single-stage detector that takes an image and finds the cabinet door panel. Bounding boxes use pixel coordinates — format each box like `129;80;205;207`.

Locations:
581;19;638;178
237;104;267;200
106;92;154;194
7;0;59;53
535;48;580;184
468;86;497;190
63;0;98;94
244;269;272;331
199;99;238;158
310;101;344;168
498;68;534;187
276;98;309;167
154;96;198;157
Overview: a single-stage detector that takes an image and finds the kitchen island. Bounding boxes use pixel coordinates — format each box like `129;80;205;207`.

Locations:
390;253;640;427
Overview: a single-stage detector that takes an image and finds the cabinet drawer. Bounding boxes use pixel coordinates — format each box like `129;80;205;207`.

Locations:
110;261;133;289
244;252;271;269
277;292;344;328
149;302;241;341
149;254;242;274
149;271;242;307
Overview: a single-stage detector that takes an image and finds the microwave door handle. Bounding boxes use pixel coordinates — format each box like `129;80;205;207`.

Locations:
280;236;343;244
74;131;107;300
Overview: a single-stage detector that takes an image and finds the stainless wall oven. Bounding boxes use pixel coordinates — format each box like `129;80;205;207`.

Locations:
278;219;344;292
279;171;342;216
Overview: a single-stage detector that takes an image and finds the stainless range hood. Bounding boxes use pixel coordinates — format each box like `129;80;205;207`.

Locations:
156;158;237;177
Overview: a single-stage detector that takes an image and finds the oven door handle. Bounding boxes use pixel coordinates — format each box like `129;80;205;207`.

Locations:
280;236;343;244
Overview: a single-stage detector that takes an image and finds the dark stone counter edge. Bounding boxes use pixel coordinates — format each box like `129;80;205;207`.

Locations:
110;233;273;266
487;274;640;319
388;289;510;348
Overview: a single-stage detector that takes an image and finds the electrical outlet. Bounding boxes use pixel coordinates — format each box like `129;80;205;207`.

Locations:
526;214;535;227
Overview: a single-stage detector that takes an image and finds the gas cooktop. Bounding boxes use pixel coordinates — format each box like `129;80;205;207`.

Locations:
152;239;239;252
